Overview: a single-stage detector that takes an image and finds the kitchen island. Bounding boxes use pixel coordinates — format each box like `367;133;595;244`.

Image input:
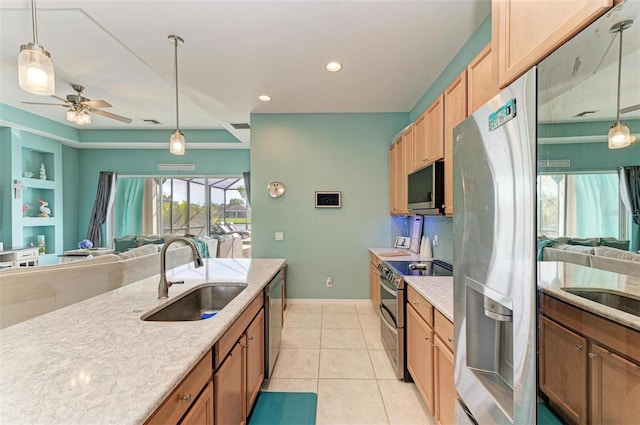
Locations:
0;258;286;424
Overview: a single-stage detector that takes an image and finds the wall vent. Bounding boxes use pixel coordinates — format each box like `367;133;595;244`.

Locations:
573;110;598;117
143;119;161;125
537;159;571;168
230;123;250;130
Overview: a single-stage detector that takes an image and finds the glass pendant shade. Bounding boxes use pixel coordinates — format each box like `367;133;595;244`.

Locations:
170;130;186;155
18;43;55;95
66;109;77;122
608;122;632;149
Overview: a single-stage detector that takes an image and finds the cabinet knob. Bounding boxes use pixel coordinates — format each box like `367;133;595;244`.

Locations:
606;351;612;356
575;344;583;350
181;394;192;403
248;336;254;341
447;337;454;342
430;342;436;348
425;336;430;341
588;353;597;359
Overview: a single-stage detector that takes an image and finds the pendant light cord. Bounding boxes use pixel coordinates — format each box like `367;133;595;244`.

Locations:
615;26;623;123
173;37;180;132
30;0;38;44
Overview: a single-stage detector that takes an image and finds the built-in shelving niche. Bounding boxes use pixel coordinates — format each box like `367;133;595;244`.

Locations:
21;187;55;218
21;147;54;182
22;225;55;256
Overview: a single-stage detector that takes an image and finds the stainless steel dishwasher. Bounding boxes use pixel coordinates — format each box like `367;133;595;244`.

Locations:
264;268;283;378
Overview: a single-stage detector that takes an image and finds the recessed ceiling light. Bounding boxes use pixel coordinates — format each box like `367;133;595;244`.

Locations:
258;95;272;102
325;62;342;72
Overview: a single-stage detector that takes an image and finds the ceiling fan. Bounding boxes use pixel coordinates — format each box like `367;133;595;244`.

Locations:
22;84;132;125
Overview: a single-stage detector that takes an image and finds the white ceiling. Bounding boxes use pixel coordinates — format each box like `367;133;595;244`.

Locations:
0;0;491;147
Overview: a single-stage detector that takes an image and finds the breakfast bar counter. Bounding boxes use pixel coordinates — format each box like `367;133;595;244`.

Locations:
0;258;286;424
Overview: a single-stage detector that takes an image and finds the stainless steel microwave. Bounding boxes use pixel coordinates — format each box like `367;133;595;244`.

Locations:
407;160;444;215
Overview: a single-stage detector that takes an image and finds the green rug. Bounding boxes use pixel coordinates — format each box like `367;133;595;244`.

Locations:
248;392;317;425
537;402;564;425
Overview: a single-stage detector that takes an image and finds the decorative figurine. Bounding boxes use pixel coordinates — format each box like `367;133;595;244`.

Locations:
23;171;33;178
38;199;51;217
78;239;93;249
37;235;46;255
22;204;29;217
39;163;46;180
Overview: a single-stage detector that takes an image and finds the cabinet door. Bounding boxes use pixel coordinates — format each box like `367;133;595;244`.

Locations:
389;140;400;215
369;262;380;310
443;71;467;216
467;43;498;114
539;315;588;425
401;126;413;215
434;334;455;425
425;94;444;164
407;304;435;415
215;341;245;425
493;0;611;87
589;343;640;425
246;309;265;411
180;381;213;425
413;113;427;171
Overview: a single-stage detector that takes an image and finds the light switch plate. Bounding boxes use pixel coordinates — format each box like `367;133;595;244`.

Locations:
275;232;284;241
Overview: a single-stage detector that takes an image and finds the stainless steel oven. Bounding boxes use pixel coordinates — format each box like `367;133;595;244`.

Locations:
378;259;454;381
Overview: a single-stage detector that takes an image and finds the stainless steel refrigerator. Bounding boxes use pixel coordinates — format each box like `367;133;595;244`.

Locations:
452;68;537;425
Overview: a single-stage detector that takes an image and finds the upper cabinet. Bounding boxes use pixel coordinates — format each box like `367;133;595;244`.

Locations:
413;94;444;171
492;0;612;88
466;43;498;115
443;71;468;217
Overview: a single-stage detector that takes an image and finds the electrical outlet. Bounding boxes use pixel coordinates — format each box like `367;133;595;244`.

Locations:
433;235;439;246
326;277;333;288
275;232;284;241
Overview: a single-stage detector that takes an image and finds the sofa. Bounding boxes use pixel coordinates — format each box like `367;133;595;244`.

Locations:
539;236;640;277
0;241;199;329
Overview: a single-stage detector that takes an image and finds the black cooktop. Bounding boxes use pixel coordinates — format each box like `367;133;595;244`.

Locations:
386;259;453;277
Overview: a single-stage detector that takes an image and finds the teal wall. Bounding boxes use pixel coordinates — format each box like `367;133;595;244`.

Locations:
0;128;13;246
251;113;407;299
77;148;250;243
62;145;81;250
538;142;640;172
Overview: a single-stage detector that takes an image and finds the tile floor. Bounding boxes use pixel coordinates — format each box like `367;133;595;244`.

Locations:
261;301;435;425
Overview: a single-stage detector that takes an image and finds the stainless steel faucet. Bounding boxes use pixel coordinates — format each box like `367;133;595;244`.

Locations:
158;237;204;299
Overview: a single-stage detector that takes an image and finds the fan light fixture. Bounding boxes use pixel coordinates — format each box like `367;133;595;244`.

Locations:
608;20;635;149
168;35;185;155
66;108;91;125
18;0;55;95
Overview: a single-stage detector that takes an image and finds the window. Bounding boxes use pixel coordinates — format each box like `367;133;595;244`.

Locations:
537;172;625;239
112;176;250;239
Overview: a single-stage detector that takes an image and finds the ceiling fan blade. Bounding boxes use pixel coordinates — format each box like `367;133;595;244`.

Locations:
83;99;112;108
620;104;640;114
89;108;132;123
51;95;69;103
22;102;68;107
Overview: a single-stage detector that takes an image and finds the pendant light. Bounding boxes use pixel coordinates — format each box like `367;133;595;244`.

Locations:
168;35;185;155
18;0;55;95
608;20;634;149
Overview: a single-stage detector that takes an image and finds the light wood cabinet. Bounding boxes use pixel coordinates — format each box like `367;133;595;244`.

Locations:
407;302;435;414
413;95;445;172
434;334;455;425
539;293;640;424
215;340;245;425
492;0;611;88
466;43;498;115
369;254;381;310
389;139;401;215
246;309;265;410
401;126;413;214
145;351;213;425
443;71;467;216
589;342;640;425
539;315;588;424
180;381;213;425
406;286;455;421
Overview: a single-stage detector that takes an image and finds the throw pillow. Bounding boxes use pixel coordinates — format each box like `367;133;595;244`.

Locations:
567;238;597;246
599;238;630;251
114;236;137;253
137;236;164;247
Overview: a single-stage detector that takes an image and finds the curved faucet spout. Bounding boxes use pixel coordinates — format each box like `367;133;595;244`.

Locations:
158;237;204;299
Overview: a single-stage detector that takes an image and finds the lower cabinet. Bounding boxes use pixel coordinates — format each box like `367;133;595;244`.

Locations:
245;309;265;409
181;381;214;425
539;293;640;424
215;341;245;425
406;286;455;422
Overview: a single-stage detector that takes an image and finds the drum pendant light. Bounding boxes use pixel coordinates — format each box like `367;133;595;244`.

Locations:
18;0;55;95
608;20;634;149
168;35;185;155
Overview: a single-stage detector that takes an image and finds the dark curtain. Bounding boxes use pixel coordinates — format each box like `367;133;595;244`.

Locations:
243;171;251;207
620;166;640;251
87;171;117;247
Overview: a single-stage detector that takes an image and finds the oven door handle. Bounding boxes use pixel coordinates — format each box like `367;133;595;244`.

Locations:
379;276;398;297
379;304;398;334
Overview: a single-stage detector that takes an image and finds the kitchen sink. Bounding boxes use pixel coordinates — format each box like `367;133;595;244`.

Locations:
141;282;248;322
562;288;640;317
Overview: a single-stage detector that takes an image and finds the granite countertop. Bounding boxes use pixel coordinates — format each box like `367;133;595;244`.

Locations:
0;258;286;425
538;261;640;331
370;248;454;321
